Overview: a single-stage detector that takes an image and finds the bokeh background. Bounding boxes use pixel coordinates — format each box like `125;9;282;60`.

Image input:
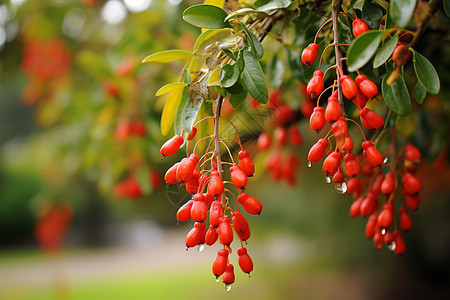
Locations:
0;0;450;299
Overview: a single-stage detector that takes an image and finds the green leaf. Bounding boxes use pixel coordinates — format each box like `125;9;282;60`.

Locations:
267;54;285;89
444;0;450;18
238;21;264;59
382;71;411;116
414;81;427;104
229;89;248;109
174;70;191;135
254;0;292;11
155;82;188;97
225;81;244;94
411;49;440;95
193;28;233;51
181;89;204;134
347;30;383;72
349;0;364;9
222;48;237;61
373;34;398;68
241;49;268;104
389;0;417;28
362;1;383;29
142;50;193;63
183;4;230;29
225;8;255;21
220;63;240;88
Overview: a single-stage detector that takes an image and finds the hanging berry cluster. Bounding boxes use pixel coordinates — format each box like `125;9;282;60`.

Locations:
161;97;261;290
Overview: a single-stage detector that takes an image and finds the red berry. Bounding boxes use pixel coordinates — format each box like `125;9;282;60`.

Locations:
164;162;180;185
350;197;363;217
360;108;384;130
360;193;378;216
393;230;406;255
340;75;358;100
230;164;247;189
310;107;326;132
160;135;184;157
325;95;341;123
257;132;272;150
191;193;208;222
322;151;342;176
232;211;251;241
362;140;383;166
212;249;229;277
405;144;421;162
377;203;394;229
347;178;362;198
344;153;360;177
176;199;193;223
185;170;199;194
399;207;413;231
115;119;134;141
208;170;225;196
218;216;233;246
371;173;385;196
274;127;288;145
331;117;348;145
352;88;368;110
365;214;378;238
381;172;395;195
210;200;224;227
308;139;329;163
185;222;205;248
301;43;319;66
237;247;253;274
176;154;199;183
238;150;255;177
352;18;369;38
205;225;218;246
237;193;263;215
402;172;421;195
355;75;378;98
340;134;354;153
222;263;235;286
301;99;315;117
306;70;324;98
404;193;420;211
393;44;411;66
289;124;303;146
132;120;146;137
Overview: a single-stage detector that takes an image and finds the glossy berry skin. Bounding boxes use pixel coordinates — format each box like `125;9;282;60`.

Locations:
210;200;224;228
212;249;229;277
222;264;235;285
185;222;205;248
393;230;406;255
208;170;224;196
352;88;368;110
377;203;394;229
405;144;421;162
352;18;369;38
306;70;324;98
301;43;319;66
164;163;180;185
257;132;272;150
365;214;378;239
310;107;326;132
340;134;354;153
404;193;420;211
230;164;247;189
340;75;358;100
232;212;250;241
191;193;208;222
176;199;193;223
381;172;395;195
402;173;421;195
238;150;255;177
218;216;233;246
360;108;384;130
344;153;360;177
360;193;378;217
187;127;197;141
289;125;303;146
308;139;329;163
205;225;218;246
362;141;383;166
347;178;362;198
176;154;199;183
350;197;363;217
322;151;342;176
332;168;345;183
185;171;199;194
355;75;378;98
393;44;411;66
399;207;413;231
325;96;341;123
331;117;348;145
160;135;184;157
237;247;253;274
237;193;263;215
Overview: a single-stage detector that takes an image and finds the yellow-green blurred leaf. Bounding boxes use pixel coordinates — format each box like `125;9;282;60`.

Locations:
155;82;188;97
142;50;193;63
161;88;184;136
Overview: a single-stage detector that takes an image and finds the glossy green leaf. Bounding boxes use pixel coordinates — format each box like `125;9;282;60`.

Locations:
220;63;239;88
414;81;427;104
240;49;268;104
142;50;193;63
193;29;233;51
444;0;450;17
183;5;230;29
411;49;440;95
267;54;285;89
225;81;244;94
229;89;248;109
254;0;292;11
373;34;398;68
389;0;417;28
225;8;255;21
174;70;191;135
362;0;383;29
382;71;411;116
347;30;383;72
155;82;188;97
238;21;264;59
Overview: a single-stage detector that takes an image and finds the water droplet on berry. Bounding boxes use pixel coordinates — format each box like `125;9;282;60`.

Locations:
216;278;220;283
335;182;347;194
388;241;396;251
381;228;386;235
383;156;388;164
226;285;232;292
307;160;312;168
198;244;205;252
325;175;331;184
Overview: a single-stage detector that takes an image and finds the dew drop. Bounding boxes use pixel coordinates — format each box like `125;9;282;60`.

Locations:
335;182;347;194
216;278;220;283
198;244;205;252
226;285;232;292
307;160;312;168
325;175;331;184
388;241;396;251
381;229;386;235
383;156;388;164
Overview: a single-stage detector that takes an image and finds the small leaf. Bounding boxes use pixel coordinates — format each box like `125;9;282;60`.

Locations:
362;0;384;29
238;21;264;59
222;48;237;61
382;71;411;116
254;0;292;11
411;49;440;95
142;50;193;63
225;8;255;21
373;34;398;68
220;63;240;88
155;82;188;97
414;81;427;104
240;49;268;104
193;28;233;51
348;30;383;72
229;90;248;109
226;81;244;94
183;4;230;29
267;54;285;89
389;0;417;28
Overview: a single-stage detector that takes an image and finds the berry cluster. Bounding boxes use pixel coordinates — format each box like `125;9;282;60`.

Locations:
161;110;261;290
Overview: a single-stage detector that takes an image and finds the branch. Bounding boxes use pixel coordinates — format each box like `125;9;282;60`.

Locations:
332;0;346;117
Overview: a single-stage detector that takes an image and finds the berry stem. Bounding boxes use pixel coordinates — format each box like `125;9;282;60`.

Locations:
345;117;367;141
220;116;243;150
214;95;224;177
220;140;236;165
314;18;333;44
316;84;336;107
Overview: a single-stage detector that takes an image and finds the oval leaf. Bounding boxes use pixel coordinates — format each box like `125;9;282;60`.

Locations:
382;71;411;116
254;0;292;11
373;34;398;68
161;87;184;136
348;30;383;72
143;50;193;63
411;49;440;95
220;63;239;88
240;49;268;104
183;4;230;29
414;81;427;104
238;21;264;59
155;82;188;97
389;0;417;28
225;8;255;21
229;89;248;109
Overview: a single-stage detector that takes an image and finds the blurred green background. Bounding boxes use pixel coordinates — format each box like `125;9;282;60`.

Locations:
0;0;450;299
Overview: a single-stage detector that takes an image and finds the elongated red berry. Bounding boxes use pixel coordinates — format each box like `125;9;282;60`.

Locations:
352;18;369;38
191;193;208;222
405;144;421;162
222;264;235;285
160;135;184;157
355;75;378;98
176;154;199;183
352;88;368;110
237;193;263;215
218;216;233;245
381;172;395;195
308;138;329;163
360;193;378;216
325;96;341;123
402;173;421;195
212;249;229;277
289;124;303;146
331;117;348;144
208;170;224;196
310;107;326;132
257;132;272;150
176;199;193;223
185;222;205;248
344;153;360;177
185;170;199;194
399;207;413;231
393;230;406;255
350;197;363;217
362;140;383;166
301;43;319;66
378;203;394;230
187;127;197;141
230;164;247;189
340;134;354;153
322;151;342;176
232;211;250;241
210;200;224;227
340;75;358;100
393;44;411;66
360;108;384;130
306;70;324;98
238;150;255;177
347;178;362;198
205;225;218;246
404;193;420;211
237;247;253;274
164;162;180;184
365;214;378;238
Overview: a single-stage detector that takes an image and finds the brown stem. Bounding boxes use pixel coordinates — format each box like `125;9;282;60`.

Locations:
332;0;346;117
214;95;224;177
